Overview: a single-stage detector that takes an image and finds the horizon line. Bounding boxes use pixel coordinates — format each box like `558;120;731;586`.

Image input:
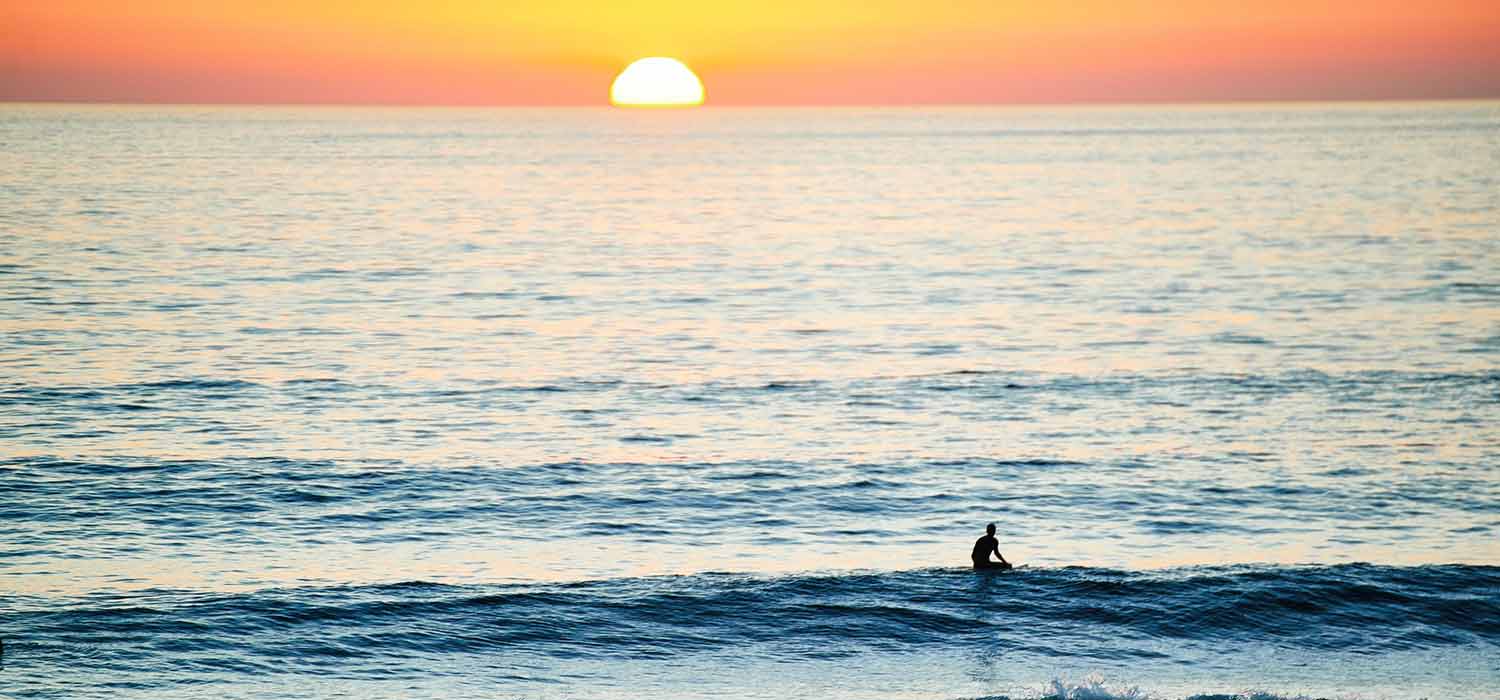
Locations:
5;96;1500;110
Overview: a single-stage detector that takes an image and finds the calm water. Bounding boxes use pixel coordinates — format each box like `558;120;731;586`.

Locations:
2;102;1498;699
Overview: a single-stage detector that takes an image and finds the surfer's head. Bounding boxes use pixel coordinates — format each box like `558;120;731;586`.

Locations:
986;523;996;535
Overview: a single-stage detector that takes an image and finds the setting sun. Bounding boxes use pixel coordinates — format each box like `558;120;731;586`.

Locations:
610;57;705;107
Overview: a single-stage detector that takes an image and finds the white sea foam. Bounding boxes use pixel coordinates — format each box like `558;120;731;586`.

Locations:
1037;675;1151;700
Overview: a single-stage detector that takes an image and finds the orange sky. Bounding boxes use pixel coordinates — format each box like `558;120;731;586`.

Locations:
3;0;1499;105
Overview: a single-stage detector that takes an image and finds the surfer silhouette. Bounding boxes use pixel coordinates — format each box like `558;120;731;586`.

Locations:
971;523;1011;570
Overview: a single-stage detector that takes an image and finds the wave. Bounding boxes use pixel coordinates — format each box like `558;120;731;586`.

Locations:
7;564;1496;670
3;367;1493;406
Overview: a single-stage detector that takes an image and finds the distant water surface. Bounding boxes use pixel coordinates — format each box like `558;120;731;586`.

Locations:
1;102;1497;699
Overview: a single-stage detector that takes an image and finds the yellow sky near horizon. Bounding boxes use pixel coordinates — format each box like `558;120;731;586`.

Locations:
4;0;1499;104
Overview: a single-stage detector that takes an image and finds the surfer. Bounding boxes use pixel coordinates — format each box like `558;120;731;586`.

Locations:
971;523;1011;570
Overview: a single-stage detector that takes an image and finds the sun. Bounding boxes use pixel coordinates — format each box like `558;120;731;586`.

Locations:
610;57;705;107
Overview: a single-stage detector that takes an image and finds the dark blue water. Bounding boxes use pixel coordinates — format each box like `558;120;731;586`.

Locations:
5;564;1499;698
2;103;1498;698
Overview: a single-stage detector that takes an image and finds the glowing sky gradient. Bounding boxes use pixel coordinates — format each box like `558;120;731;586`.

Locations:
4;0;1499;105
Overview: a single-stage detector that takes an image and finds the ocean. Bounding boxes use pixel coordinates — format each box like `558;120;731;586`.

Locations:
1;102;1497;699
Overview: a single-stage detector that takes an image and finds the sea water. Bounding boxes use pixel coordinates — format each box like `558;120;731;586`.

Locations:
1;102;1497;699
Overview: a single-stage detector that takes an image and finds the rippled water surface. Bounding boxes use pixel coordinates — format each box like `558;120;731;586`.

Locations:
2;102;1498;699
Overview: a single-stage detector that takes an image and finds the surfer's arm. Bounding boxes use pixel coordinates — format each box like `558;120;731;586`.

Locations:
991;542;1007;563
